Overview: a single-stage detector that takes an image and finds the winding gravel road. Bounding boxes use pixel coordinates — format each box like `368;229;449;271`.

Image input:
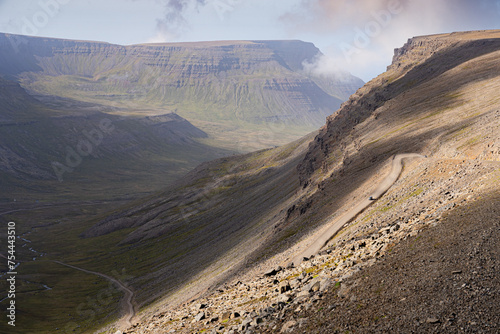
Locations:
292;154;426;265
53;260;135;329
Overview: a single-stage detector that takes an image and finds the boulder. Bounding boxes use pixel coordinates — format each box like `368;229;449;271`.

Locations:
279;281;291;293
320;278;333;292
251;317;264;326
264;266;283;277
194;312;205;322
281;320;297;333
276;294;292;303
221;311;231;321
238;319;252;331
426;317;440;324
296;290;311;299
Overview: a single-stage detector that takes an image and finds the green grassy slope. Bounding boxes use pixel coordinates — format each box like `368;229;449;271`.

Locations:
0;133;315;334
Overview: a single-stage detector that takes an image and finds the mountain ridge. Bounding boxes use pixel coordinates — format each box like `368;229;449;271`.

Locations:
0;74;230;203
0;33;364;202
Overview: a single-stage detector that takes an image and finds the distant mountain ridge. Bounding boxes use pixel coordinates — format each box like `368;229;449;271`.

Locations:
0;34;363;130
0;73;230;202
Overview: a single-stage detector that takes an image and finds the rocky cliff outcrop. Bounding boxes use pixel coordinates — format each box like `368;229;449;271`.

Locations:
298;30;500;185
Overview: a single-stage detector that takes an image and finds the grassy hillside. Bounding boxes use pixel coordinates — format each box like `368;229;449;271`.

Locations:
0;133;315;333
0;76;231;204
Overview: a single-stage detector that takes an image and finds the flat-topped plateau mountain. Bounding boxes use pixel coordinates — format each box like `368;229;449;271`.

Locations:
0;33;363;203
0;34;363;152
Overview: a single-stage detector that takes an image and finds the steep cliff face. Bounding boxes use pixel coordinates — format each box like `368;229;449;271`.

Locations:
298;30;500;184
0;34;363;129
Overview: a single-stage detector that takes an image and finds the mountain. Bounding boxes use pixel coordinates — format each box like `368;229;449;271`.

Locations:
0;33;363;201
85;30;498;333
0;33;364;151
0;33;364;202
4;30;500;334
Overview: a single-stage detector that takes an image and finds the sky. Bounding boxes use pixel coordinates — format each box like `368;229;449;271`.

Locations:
1;0;500;81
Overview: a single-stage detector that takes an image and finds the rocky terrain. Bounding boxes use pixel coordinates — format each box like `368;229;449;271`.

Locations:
124;155;499;334
107;30;500;334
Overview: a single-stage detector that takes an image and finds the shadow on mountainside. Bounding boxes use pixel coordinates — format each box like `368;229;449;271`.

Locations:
79;75;490;310
390;38;500;95
258;113;486;260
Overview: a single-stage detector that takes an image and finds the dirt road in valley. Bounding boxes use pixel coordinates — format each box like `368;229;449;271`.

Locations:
291;154;426;265
52;260;135;329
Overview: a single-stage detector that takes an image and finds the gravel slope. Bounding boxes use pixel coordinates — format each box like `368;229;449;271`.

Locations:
277;189;499;334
